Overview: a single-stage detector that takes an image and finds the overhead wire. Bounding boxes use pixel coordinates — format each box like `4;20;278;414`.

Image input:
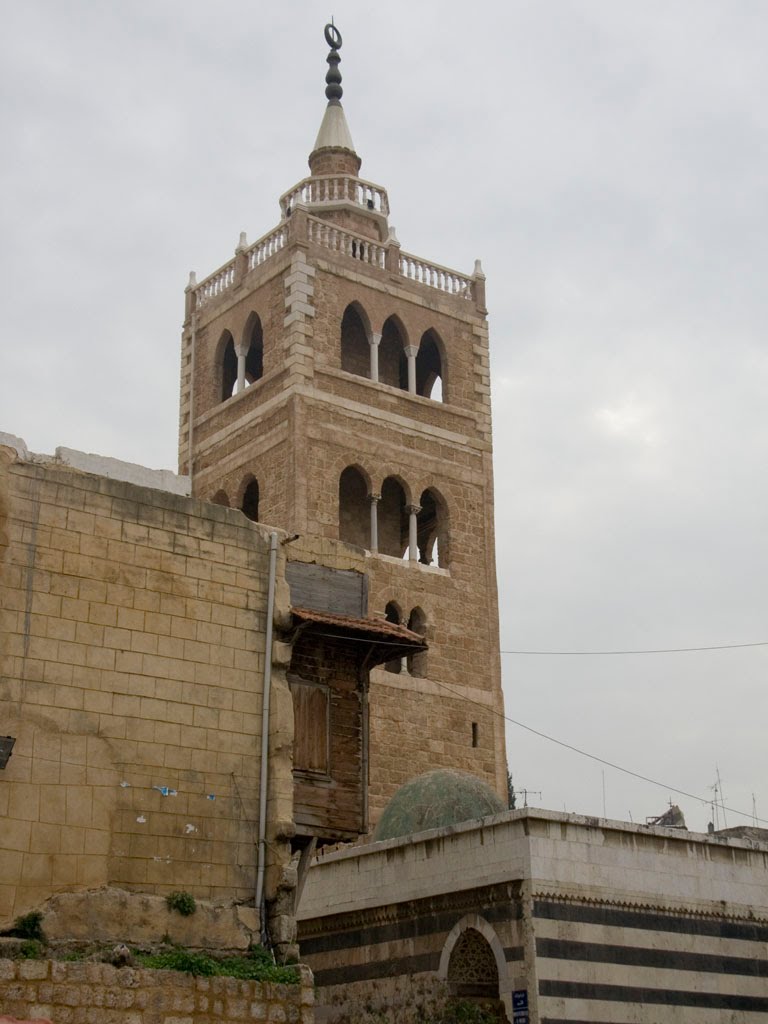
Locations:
430;675;768;827
501;640;768;655
307;628;766;824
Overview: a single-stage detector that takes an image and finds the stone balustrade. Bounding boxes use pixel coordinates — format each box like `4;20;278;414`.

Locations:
190;217;478;316
195;259;236;309
247;224;287;272
280;176;389;217
307;216;386;268
399;252;473;299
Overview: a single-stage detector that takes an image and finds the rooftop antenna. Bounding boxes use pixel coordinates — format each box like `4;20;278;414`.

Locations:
716;765;728;827
518;788;542;808
753;793;758;827
708;766;728;831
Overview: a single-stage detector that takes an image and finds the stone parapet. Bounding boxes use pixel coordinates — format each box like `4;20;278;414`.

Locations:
0;959;314;1024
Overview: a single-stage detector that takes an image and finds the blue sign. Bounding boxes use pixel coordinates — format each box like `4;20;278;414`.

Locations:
513;991;528;1009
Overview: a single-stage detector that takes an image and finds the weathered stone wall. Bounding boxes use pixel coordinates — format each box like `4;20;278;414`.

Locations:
0;451;295;943
299;809;768;1023
0;959;314;1024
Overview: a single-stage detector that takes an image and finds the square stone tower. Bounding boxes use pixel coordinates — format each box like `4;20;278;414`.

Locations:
178;26;507;820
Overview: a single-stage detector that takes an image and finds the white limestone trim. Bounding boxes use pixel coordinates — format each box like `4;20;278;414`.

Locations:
313;257;485;324
0;433;189;495
438;913;512;1021
368;668;498;706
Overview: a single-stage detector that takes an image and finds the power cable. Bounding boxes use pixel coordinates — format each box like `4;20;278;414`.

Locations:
431;675;768;827
307;628;766;824
501;641;768;655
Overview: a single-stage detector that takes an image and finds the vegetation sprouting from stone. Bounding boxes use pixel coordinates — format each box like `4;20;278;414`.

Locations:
132;944;300;983
165;891;197;916
437;1001;502;1024
3;911;45;941
19;940;45;959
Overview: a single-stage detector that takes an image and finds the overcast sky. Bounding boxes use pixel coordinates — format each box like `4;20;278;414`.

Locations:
2;1;766;833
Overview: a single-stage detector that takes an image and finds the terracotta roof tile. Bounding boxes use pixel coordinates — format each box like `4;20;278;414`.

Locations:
291;606;426;648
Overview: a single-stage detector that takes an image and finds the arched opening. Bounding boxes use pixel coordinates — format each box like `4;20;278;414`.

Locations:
338;466;370;549
379;316;408;391
220;331;237;401
241;478;259;522
384;601;402;674
446;928;501;1006
211;490;230;507
378;477;408;558
407;607;427;677
243;313;264;386
340;303;371;378
416;329;445;402
417;488;448;568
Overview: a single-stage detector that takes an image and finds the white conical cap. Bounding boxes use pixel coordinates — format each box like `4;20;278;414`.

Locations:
312;102;357;154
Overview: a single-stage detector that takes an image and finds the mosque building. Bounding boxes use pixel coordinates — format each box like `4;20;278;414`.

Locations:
1;22;767;1024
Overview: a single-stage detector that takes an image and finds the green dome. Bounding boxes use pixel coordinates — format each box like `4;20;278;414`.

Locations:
373;769;506;842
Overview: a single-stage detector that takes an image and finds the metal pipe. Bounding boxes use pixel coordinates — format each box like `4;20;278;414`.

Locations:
255;531;279;939
186;312;198;485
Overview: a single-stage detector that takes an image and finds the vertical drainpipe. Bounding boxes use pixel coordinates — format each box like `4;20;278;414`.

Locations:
361;673;369;834
186;309;198;487
255;532;279;940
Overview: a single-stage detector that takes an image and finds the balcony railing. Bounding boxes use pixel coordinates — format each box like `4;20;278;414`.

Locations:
280;175;390;218
307;216;386;268
189;211;480;313
399;253;472;298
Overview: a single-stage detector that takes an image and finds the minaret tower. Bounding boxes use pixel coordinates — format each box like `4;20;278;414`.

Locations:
178;25;507;817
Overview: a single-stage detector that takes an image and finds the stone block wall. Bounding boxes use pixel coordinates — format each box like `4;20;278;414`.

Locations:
0;959;314;1024
0;448;294;934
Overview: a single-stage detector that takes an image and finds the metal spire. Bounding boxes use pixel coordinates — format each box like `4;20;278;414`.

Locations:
324;22;343;105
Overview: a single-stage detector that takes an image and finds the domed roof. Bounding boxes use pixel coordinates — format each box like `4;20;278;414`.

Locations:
373;769;506;842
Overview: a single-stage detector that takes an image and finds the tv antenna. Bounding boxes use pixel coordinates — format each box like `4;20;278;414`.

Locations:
518;788;542;808
708;765;728;831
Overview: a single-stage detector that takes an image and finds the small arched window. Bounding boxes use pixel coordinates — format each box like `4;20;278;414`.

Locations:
384;601;402;674
241;478;259;522
220;332;238;401
407;607;427;678
378;476;408;558
243;313;264;386
417;488;448;568
211;490;230;507
339;466;370;549
379;316;408;391
340;304;371;378
416;329;445;402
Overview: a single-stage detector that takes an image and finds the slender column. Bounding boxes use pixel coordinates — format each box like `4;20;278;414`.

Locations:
406;503;420;562
404;345;419;394
235;341;249;393
369;332;381;383
369;493;380;553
